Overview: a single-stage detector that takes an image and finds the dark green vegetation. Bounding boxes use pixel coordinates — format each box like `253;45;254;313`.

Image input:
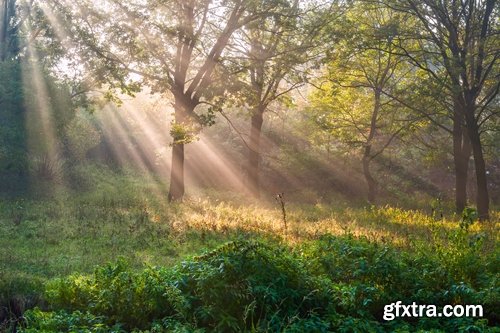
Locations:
21;237;499;333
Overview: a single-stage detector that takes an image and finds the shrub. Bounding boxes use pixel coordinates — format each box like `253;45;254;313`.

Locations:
174;240;332;332
300;233;500;330
45;259;186;330
30;154;66;184
18;236;499;332
22;241;332;332
21;309;124;333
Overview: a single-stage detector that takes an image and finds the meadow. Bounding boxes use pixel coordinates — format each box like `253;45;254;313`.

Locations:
1;164;498;332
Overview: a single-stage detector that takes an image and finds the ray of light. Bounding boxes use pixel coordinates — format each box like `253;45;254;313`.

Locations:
100;92;257;198
186;133;248;193
119;96;173;172
97;104;171;198
22;31;66;186
213;115;311;198
37;1;71;44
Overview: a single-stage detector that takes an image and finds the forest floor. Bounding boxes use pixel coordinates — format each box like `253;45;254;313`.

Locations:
1;165;499;332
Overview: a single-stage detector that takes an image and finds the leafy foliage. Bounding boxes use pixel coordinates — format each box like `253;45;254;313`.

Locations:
18;231;499;332
24;241;331;332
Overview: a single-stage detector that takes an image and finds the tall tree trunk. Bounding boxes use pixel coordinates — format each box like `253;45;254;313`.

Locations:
0;0;9;61
452;106;471;214
0;0;16;61
168;97;193;202
363;89;380;204
465;108;489;220
168;142;184;202
248;107;264;196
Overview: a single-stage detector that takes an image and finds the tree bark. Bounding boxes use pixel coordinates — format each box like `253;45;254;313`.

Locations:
167;96;194;202
168;142;184;202
248;107;264;197
363;89;381;204
452;106;471;214
465;108;489;220
0;0;11;61
362;150;376;204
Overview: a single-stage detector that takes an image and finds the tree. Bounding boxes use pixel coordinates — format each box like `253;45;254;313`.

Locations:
308;5;418;203
399;68;473;214
222;0;336;196
49;0;284;201
1;0;68;194
388;0;499;219
0;0;17;61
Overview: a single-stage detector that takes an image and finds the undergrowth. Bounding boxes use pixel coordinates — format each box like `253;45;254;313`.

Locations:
0;164;498;332
18;235;500;332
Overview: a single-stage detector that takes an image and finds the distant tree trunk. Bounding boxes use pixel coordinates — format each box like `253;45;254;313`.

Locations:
452;105;471;214
248;106;264;197
0;0;12;61
363;151;376;204
363;89;381;204
464;106;489;220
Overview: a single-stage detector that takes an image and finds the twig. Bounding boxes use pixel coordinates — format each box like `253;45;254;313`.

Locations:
275;193;287;238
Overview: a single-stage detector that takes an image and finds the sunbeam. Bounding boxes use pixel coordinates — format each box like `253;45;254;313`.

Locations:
186;133;247;193
22;35;65;186
96;103;170;200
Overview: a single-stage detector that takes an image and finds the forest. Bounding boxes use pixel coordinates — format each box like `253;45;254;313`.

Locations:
0;0;499;332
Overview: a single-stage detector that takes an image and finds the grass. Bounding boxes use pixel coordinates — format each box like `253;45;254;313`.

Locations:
3;195;497;283
0;163;499;331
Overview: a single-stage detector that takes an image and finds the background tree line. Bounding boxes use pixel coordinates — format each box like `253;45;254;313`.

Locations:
0;0;498;218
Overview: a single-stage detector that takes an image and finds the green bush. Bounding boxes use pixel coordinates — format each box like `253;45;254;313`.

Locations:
17;235;500;332
21;241;332;332
22;309;125;333
45;259;186;330
300;234;499;331
173;241;332;332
